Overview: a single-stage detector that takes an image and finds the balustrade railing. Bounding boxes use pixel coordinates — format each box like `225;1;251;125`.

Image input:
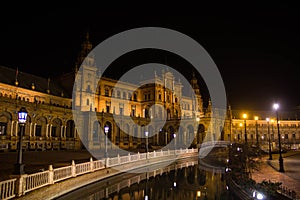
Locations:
0;178;16;200
53;166;72;182
0;148;197;199
25;171;50;193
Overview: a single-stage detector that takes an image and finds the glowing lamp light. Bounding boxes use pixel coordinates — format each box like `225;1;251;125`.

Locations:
197;191;201;197
104;126;109;134
18;107;28;124
253;190;265;200
273;103;279;110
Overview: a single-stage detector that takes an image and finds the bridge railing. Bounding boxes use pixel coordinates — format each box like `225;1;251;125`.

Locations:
0;148;197;199
0;178;16;200
200;141;230;148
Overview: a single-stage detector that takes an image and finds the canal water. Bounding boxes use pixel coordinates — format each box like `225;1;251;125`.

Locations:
55;157;235;200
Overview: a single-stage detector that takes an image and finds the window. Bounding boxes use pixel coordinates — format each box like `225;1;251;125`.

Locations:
133;93;137;101
119;108;123;115
131;105;136;117
158;94;162;100
106;106;110;113
285;134;288;139
175;98;178;103
148;94;150;100
293;133;296;139
0;122;7;135
36;125;42;136
105;88;109;96
86;99;89;106
51;127;57;137
87;85;91;92
144;94;147;101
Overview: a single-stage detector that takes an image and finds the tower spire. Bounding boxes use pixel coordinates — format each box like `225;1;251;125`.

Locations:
76;31;93;67
191;71;200;95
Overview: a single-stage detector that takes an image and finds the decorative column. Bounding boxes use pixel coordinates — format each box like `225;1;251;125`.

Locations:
60;126;64;137
10;121;15;136
49;124;52;138
46;124;49;137
15;121;19;136
29;123;33;137
33;123;36;137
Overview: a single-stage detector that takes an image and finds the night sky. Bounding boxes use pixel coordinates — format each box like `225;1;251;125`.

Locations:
0;4;299;111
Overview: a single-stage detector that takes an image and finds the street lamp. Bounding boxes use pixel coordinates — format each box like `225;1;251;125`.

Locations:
273;103;284;172
104;125;109;158
173;133;176;150
243;113;248;144
254;116;259;146
145;131;149;158
266;118;272;160
14;107;28;175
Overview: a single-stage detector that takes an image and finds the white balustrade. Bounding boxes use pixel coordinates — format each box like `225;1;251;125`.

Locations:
130;154;138;161
0;148;198;198
139;153;147;159
109;157;119;166
25;171;50;193
93;159;105;170
120;155;129;164
53;166;73;182
0;178;16;200
76;162;92;175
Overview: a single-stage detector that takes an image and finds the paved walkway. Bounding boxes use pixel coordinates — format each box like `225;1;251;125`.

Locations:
251;150;300;199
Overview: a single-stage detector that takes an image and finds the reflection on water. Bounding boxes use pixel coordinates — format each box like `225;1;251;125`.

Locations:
56;157;234;200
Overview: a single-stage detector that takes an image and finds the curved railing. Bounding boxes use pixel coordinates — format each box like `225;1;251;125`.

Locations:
0;148;197;199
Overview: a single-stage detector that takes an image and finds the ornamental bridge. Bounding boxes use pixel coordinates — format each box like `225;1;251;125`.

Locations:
0;141;231;200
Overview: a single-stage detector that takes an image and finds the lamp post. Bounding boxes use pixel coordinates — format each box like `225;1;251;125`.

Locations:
173;133;176;150
14;107;28;175
273;103;284;172
254;116;259;147
243;113;248;144
145;131;148;158
266;118;273;160
104;125;109;158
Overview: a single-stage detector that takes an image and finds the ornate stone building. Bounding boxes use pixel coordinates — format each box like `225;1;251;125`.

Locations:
231;114;300;150
4;33;288;153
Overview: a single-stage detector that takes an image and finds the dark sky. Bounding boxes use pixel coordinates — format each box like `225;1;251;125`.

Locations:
0;4;300;111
